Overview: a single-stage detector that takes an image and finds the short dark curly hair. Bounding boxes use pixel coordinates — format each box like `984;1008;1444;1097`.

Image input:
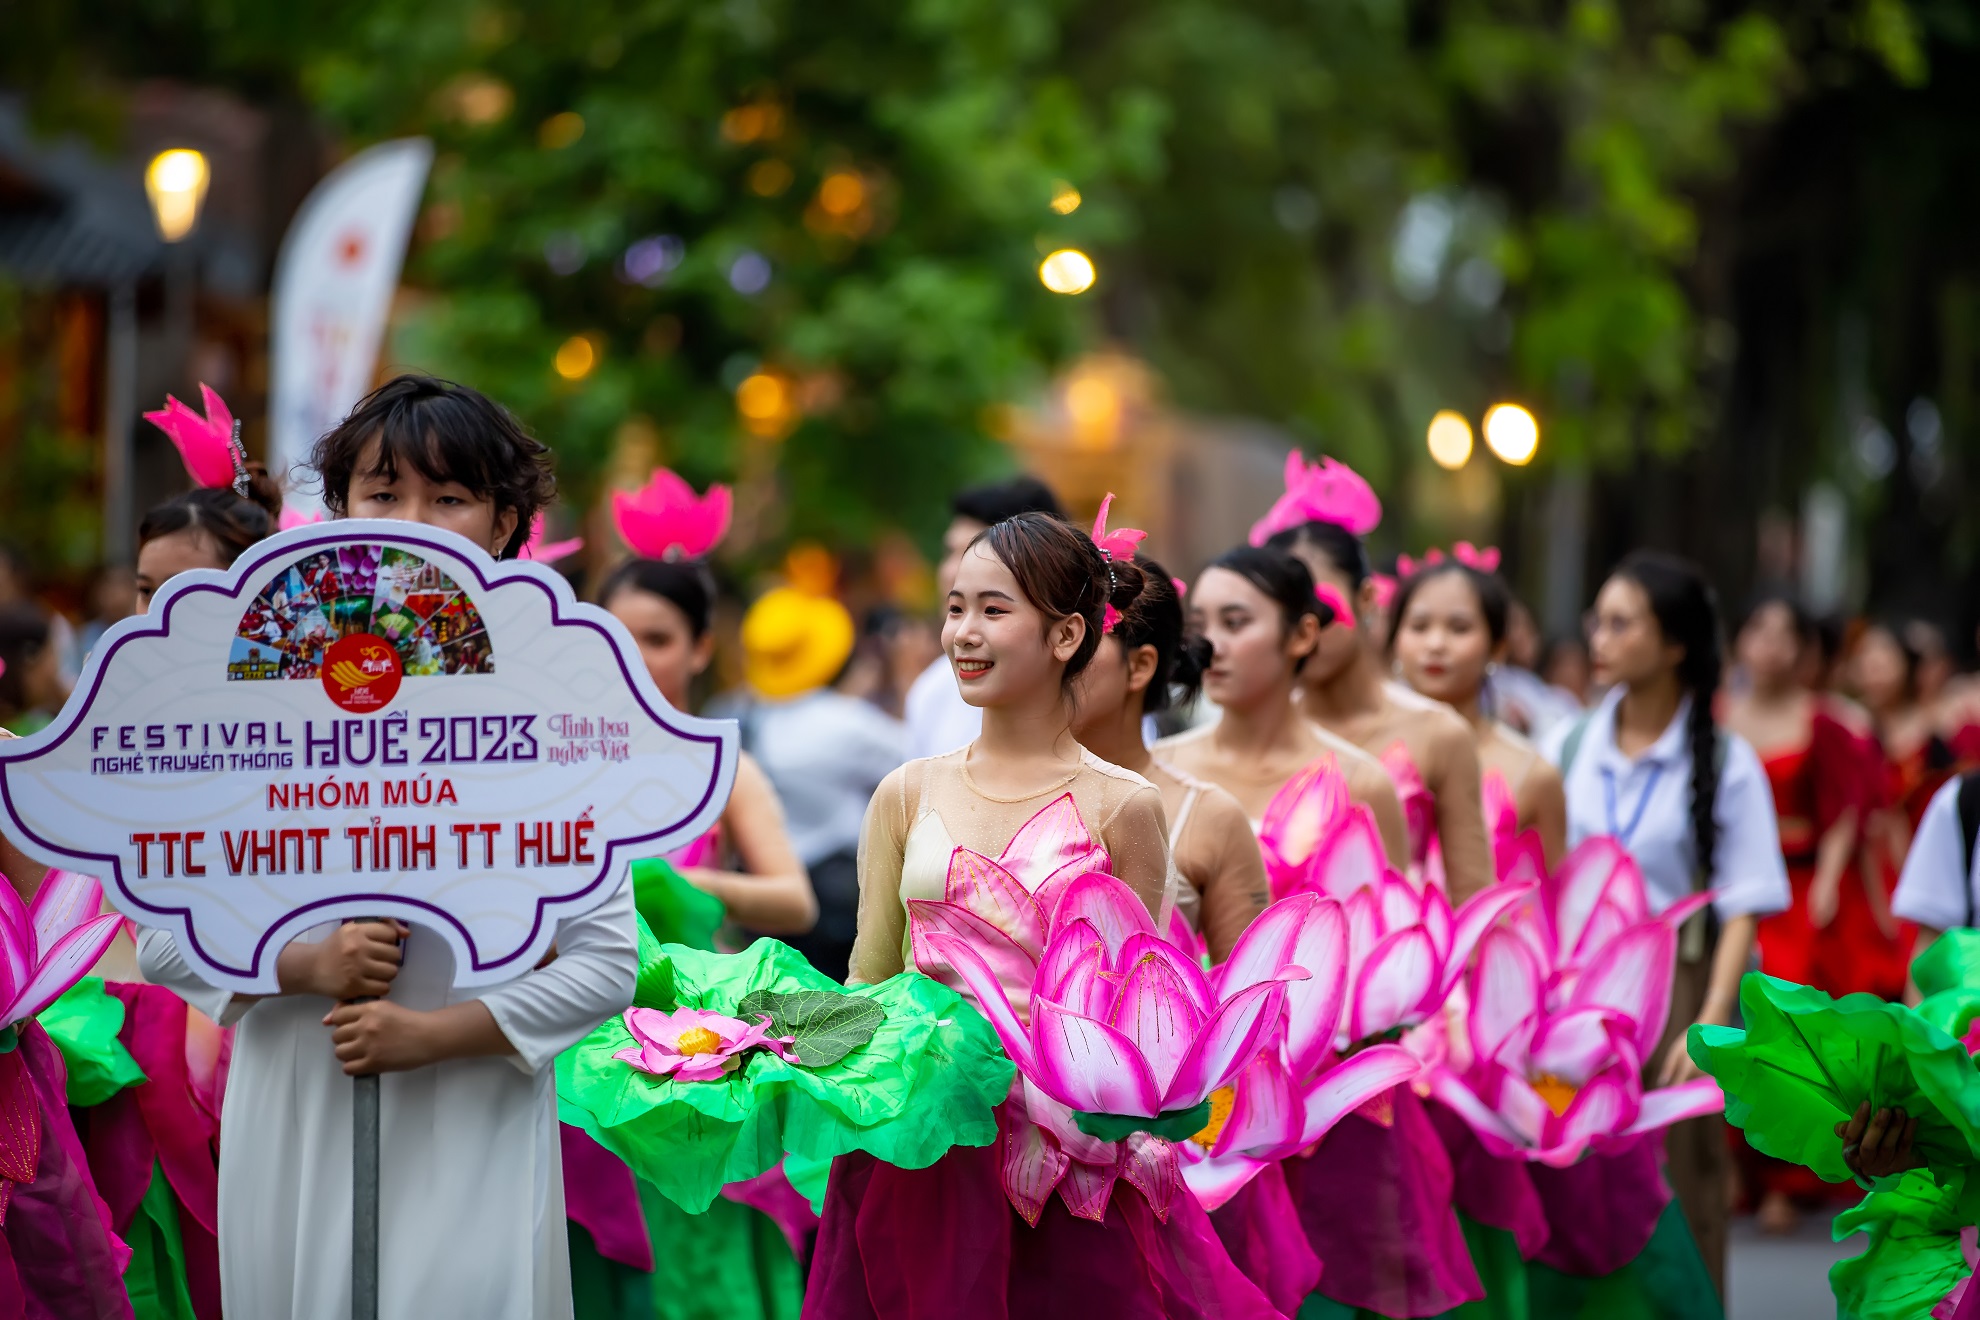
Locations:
308;374;555;559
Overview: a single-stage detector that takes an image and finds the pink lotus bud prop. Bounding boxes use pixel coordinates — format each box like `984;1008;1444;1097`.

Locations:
1249;452;1381;545
143;384;239;490
613;468;733;561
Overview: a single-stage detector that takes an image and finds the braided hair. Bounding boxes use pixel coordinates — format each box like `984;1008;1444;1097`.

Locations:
1614;551;1724;886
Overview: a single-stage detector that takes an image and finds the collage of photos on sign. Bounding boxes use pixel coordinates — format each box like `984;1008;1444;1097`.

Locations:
226;544;495;682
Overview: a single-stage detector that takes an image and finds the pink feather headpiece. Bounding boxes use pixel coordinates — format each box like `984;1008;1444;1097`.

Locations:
612;468;733;561
1249;452;1381;546
1395;542;1501;579
520;514;584;564
144;384;247;494
1089;492;1146;634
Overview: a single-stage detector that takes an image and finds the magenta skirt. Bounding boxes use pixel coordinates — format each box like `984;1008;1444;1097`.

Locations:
803;1141;1281;1320
1284;1088;1482;1317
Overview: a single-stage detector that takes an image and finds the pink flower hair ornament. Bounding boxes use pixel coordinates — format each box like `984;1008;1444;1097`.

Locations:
614;1005;796;1083
1314;582;1357;631
144;384;249;495
1089;492;1147;635
1249;452;1382;546
520;513;584;564
1396;543;1501;579
613;467;733;561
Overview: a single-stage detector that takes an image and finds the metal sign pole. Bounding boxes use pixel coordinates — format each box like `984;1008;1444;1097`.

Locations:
352;1067;380;1320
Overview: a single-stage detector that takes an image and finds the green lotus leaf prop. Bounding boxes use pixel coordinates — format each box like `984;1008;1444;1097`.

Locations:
38;976;145;1106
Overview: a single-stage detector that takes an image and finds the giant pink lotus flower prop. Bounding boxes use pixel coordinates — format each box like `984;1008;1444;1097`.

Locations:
909;794;1342;1224
1425;837;1722;1165
614;1005;795;1083
4;870;123;1033
613;467;733;561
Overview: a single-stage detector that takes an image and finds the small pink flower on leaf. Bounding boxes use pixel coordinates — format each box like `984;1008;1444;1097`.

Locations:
614;1006;795;1083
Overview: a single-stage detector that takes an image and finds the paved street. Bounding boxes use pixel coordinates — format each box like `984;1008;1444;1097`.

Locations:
1727;1213;1861;1320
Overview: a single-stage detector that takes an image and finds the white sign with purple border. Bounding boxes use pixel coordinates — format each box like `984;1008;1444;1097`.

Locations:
0;520;736;993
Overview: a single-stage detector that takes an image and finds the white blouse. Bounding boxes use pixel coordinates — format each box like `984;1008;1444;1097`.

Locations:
1545;689;1789;921
1892;777;1980;932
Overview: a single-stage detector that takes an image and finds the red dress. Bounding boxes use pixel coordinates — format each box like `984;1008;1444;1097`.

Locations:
1754;707;1903;996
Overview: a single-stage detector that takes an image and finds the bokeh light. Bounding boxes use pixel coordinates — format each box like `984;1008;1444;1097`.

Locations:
748;159;794;196
737;371;798;438
1426;410;1474;469
728;251;772;294
553;334;598;380
1039;249;1096;295
818;172;866;216
1050;181;1082;215
1483;403;1540;465
539;112;586;150
145;149;209;242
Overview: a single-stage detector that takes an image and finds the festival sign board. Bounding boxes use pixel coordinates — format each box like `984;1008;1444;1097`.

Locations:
0;520;736;994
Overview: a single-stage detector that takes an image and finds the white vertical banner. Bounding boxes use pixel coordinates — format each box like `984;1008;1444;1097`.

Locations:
268;138;433;516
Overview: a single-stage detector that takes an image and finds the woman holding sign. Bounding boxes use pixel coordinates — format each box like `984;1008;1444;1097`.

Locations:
135;375;642;1320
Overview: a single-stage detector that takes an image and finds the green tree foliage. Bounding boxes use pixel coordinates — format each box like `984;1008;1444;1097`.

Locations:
0;0;1934;556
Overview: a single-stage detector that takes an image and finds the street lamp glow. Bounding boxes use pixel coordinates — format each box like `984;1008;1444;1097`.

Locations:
736;371;797;438
1483;403;1539;465
1039;248;1096;295
145;149;210;242
1426;410;1473;469
554;334;598;380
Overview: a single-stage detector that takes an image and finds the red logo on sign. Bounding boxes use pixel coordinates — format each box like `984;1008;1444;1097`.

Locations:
321;634;401;712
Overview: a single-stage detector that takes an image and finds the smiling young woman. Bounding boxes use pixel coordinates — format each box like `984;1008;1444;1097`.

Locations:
815;512;1279;1320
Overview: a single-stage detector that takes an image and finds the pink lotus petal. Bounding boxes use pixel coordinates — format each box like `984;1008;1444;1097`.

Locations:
1548;838;1631;955
0;883;33;995
1058;1159;1118;1222
1161;978;1297;1111
1540;1066;1637;1167
1495;1073;1554;1147
1213;1053;1301;1157
1425;1068;1526;1157
1622;1079;1725;1136
1219;893;1320;994
1342;887;1380;990
1280;899;1352;1081
1023;1076;1118;1165
943;849;1050;958
28;870;104;953
1000;793;1107;896
909;899;1039;1016
4;912;122;1025
1258;758;1350;895
1569;920;1676;1061
1420;885;1454;963
1179;1148;1273;1212
1165;907;1208;966
1033;998;1164;1117
999;1105;1070;1227
1469;927;1544;1072
1119;1130;1181;1223
1308;807;1388;903
1658;892;1713;933
1349;926;1439;1041
1439;880;1536;1000
1377;874;1422;935
1497;832;1548;892
1112;937;1214;1088
1050;872;1156;960
918;931;1037;1076
1529;1008;1623;1085
1035;919;1114;1019
1297;1044;1422;1149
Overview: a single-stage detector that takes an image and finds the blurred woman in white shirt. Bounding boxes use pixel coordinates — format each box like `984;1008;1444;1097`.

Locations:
1546;551;1789;1292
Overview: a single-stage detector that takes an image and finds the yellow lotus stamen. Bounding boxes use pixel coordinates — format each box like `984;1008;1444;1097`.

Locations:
1191;1086;1237;1148
1532;1073;1578;1117
676;1027;723;1056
